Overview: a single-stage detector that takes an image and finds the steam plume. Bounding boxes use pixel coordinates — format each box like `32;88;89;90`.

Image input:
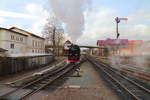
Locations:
49;0;89;42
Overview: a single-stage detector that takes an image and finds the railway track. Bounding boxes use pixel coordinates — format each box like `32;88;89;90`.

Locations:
121;67;150;81
95;56;150;82
0;60;85;100
88;56;150;100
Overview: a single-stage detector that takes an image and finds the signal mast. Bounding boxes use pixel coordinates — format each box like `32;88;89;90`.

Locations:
115;17;128;39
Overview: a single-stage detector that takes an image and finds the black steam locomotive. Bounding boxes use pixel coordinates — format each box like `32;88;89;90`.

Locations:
68;44;80;63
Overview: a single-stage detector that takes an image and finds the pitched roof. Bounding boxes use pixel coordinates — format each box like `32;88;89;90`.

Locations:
0;27;28;37
9;27;45;40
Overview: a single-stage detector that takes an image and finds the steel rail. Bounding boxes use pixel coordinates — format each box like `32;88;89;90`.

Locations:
95;57;150;82
88;56;150;100
21;60;84;100
0;59;85;100
99;62;150;93
0;63;71;99
118;64;150;81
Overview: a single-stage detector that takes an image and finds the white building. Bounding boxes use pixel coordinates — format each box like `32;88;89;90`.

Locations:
0;27;46;57
64;40;71;50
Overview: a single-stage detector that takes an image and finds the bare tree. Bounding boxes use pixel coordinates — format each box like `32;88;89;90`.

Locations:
55;29;65;55
42;17;65;56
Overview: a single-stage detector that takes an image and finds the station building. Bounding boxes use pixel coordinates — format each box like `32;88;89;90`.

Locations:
0;27;46;57
97;38;150;56
97;38;128;56
0;27;54;76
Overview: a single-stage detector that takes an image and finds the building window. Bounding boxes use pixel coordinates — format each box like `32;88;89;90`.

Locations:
38;42;40;47
20;37;23;42
32;40;34;47
16;37;19;41
11;35;14;40
32;49;34;53
35;41;37;47
40;42;42;48
10;44;14;49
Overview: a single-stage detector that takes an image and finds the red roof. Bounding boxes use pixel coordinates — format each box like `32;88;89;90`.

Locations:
128;40;143;44
97;38;128;46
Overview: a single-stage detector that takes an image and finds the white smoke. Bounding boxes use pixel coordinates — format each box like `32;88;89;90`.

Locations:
49;0;90;42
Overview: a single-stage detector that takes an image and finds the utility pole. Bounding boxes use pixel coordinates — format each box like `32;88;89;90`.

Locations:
53;27;56;57
115;17;128;39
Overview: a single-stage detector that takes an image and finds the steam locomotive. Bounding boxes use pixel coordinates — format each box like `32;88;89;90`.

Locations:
68;44;80;63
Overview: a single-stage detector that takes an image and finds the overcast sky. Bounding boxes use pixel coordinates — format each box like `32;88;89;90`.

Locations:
0;0;150;45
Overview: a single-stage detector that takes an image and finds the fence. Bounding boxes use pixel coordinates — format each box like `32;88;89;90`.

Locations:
0;55;54;76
